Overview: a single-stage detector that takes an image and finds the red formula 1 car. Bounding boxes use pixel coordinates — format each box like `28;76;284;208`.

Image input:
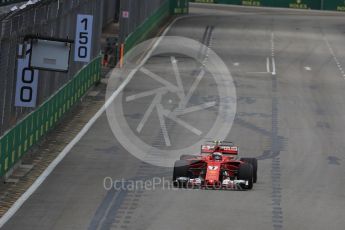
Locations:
173;141;258;190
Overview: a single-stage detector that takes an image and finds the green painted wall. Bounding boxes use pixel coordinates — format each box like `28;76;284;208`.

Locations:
324;0;345;11
217;0;242;5
0;57;101;177
266;0;321;9
0;0;190;178
191;0;344;11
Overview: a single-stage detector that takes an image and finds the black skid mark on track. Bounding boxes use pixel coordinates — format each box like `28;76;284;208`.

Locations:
270;61;284;230
271;156;283;230
235;117;272;138
88;164;171;230
327;156;341;165
89;25;219;230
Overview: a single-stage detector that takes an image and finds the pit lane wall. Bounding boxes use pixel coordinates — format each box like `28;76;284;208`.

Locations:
0;0;188;178
0;57;101;178
191;0;345;11
0;0;104;179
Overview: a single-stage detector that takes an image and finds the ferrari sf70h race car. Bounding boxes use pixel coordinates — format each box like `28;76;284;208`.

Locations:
173;141;258;190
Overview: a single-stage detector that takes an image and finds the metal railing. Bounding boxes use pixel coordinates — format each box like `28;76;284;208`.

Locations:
0;0;116;178
0;56;101;177
0;0;189;178
0;0;104;136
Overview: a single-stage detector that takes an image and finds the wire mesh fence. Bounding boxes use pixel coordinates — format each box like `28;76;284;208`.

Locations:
0;0;170;136
0;0;181;136
0;0;189;177
0;0;110;136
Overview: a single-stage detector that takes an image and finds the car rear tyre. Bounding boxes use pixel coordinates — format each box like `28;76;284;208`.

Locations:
238;163;253;190
240;158;258;183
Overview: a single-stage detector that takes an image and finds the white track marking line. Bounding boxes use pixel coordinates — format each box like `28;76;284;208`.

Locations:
266;57;270;73
0;15;181;229
271;32;277;76
324;37;345;79
272;57;276;76
96;188;123;230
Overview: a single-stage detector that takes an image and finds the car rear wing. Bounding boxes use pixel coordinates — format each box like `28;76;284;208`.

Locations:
201;145;239;155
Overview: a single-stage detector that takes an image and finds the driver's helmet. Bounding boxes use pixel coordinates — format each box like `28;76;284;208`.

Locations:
212;152;223;161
